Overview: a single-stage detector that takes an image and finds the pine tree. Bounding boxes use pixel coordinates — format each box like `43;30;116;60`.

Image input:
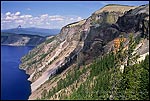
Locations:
109;35;126;100
126;34;139;66
120;33;141;100
139;55;149;100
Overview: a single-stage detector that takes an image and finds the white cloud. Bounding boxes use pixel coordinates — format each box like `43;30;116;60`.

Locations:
13;16;19;20
50;18;64;21
49;15;64;21
5;12;11;16
25;15;32;18
29;21;33;24
41;14;49;18
20;15;24;18
15;12;21;16
15;20;24;23
77;17;82;21
70;18;74;20
2;11;83;29
2;20;11;23
5;15;19;20
5;16;11;20
33;17;39;20
20;15;32;19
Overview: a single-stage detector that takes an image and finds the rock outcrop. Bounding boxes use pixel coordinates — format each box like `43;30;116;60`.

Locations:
19;4;149;99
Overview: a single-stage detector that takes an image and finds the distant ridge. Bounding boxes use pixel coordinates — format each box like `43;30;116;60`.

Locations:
1;27;60;37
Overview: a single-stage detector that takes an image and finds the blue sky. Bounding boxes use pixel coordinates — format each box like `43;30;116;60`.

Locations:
1;1;149;29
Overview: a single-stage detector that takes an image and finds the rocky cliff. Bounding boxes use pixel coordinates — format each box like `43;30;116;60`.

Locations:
19;4;149;100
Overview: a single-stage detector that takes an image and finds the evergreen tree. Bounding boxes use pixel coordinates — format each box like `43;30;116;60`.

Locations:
109;35;126;100
120;33;144;100
126;34;139;66
139;55;149;100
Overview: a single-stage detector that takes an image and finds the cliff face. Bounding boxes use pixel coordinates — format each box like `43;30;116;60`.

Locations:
1;32;46;46
117;4;149;33
81;4;149;63
19;4;149;99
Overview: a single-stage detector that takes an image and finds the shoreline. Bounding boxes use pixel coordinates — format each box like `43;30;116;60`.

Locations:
16;45;35;99
19;56;33;100
18;67;32;99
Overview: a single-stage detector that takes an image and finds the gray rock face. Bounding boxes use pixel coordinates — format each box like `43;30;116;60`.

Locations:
19;4;149;95
81;4;149;63
117;5;149;33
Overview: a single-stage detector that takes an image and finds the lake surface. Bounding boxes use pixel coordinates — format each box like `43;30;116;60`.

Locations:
1;45;34;100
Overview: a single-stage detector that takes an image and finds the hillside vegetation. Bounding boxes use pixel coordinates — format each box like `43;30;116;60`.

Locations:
37;35;149;100
19;4;149;100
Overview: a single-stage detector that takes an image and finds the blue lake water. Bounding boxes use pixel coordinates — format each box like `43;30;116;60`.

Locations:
1;45;34;100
